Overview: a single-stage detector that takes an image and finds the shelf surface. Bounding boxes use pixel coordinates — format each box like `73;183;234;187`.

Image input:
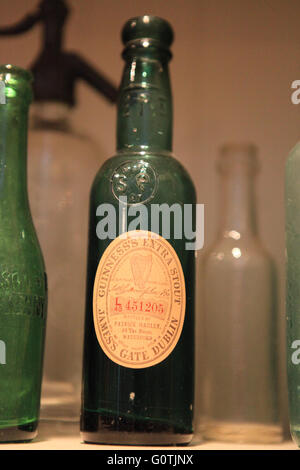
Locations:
0;421;297;450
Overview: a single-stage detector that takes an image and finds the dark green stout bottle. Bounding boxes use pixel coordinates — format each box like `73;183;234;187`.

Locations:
81;17;196;445
0;65;47;442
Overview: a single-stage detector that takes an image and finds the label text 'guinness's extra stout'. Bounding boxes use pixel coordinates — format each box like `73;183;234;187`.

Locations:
93;231;186;369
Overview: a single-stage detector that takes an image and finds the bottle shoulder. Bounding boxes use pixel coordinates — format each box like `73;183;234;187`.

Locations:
203;236;274;267
0;230;46;296
286;141;300;166
0;209;44;251
285;142;300;202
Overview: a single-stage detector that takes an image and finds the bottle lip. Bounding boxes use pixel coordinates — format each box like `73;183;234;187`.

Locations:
220;143;258;155
122;15;174;47
0;64;33;82
0;65;33;104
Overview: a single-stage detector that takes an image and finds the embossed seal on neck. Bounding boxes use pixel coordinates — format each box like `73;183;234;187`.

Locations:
111;159;157;205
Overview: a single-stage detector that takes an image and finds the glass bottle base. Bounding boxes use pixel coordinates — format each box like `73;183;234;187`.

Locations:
81;410;193;446
290;426;300;448
0;421;38;443
204;420;283;444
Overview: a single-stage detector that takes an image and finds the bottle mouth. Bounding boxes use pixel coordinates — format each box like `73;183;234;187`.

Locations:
122;16;174;47
0;64;33;81
0;64;33;103
121;15;173;60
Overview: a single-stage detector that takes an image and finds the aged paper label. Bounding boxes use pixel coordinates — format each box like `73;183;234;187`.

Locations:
93;230;186;368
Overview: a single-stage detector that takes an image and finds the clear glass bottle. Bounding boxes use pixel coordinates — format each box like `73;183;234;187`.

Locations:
81;16;196;445
202;144;282;443
286;141;300;447
28;102;101;421
0;65;47;442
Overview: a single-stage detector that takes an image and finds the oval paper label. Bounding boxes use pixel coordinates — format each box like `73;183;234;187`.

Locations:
93;230;186;369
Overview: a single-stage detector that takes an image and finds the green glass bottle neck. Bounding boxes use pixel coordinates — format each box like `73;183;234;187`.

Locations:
0;101;29;208
117;51;173;153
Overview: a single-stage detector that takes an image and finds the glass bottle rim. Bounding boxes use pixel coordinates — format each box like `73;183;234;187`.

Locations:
0;64;33;82
0;64;33;104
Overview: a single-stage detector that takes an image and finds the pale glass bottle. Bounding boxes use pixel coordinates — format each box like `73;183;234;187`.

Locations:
28;102;101;421
202;144;282;443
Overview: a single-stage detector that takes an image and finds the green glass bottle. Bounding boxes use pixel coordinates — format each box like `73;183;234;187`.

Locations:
81;16;196;445
286;141;300;447
0;65;47;442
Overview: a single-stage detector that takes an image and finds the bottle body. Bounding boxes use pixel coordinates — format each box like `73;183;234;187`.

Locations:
0;66;47;442
81;151;195;445
28;103;101;421
203;238;280;442
286;141;300;447
203;145;282;443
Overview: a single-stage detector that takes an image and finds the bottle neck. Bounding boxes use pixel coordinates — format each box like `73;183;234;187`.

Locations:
218;164;258;239
117;50;172;153
0;101;30;208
